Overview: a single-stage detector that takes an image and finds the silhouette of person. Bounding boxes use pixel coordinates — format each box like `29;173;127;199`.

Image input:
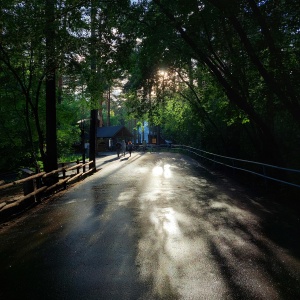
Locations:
115;141;121;158
122;140;126;156
127;141;133;157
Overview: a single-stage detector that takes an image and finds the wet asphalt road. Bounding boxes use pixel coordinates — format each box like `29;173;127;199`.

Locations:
0;152;300;300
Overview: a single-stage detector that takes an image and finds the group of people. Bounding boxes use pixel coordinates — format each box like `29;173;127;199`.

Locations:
115;140;133;158
115;140;148;158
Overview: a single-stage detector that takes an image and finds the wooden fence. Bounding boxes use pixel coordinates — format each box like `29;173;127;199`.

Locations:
0;160;95;220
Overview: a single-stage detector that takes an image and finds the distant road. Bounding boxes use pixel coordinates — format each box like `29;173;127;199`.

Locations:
0;152;299;299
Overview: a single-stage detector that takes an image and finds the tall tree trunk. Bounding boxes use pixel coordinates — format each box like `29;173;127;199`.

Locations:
44;0;58;175
107;87;111;127
89;0;97;169
98;103;104;127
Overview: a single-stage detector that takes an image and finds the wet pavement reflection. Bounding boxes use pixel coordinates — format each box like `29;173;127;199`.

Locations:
0;152;299;299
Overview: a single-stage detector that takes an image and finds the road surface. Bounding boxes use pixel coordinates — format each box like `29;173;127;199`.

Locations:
0;151;299;299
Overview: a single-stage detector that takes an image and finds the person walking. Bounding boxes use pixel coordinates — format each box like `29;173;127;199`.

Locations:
127;141;133;157
115;141;121;158
122;140;126;157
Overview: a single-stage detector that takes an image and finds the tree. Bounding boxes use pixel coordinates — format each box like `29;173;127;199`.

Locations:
0;0;48;171
44;0;58;174
125;0;300;167
0;0;135;172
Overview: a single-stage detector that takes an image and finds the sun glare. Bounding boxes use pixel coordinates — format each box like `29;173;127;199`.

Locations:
158;70;167;77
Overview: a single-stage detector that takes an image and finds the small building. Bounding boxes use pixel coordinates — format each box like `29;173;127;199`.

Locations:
96;125;133;152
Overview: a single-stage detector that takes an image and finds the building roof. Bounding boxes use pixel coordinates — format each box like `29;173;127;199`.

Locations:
97;125;133;139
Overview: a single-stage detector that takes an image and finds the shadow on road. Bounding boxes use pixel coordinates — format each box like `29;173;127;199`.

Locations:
1;152;299;299
133;153;300;299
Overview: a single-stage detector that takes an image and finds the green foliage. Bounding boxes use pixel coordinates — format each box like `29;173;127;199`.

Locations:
161;96;203;146
1;0;300;173
58;154;82;164
124;0;300;167
0;0;135;172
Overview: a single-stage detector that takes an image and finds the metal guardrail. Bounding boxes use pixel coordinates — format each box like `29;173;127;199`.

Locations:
172;145;300;189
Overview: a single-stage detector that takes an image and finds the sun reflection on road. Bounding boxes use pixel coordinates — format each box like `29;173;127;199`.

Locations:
152;164;172;178
150;207;181;236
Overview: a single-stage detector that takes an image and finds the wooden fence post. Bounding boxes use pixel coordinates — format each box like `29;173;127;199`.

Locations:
62;163;67;189
21;168;35;196
76;159;80;174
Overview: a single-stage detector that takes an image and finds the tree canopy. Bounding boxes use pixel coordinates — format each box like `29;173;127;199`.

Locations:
0;0;299;173
125;0;300;167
